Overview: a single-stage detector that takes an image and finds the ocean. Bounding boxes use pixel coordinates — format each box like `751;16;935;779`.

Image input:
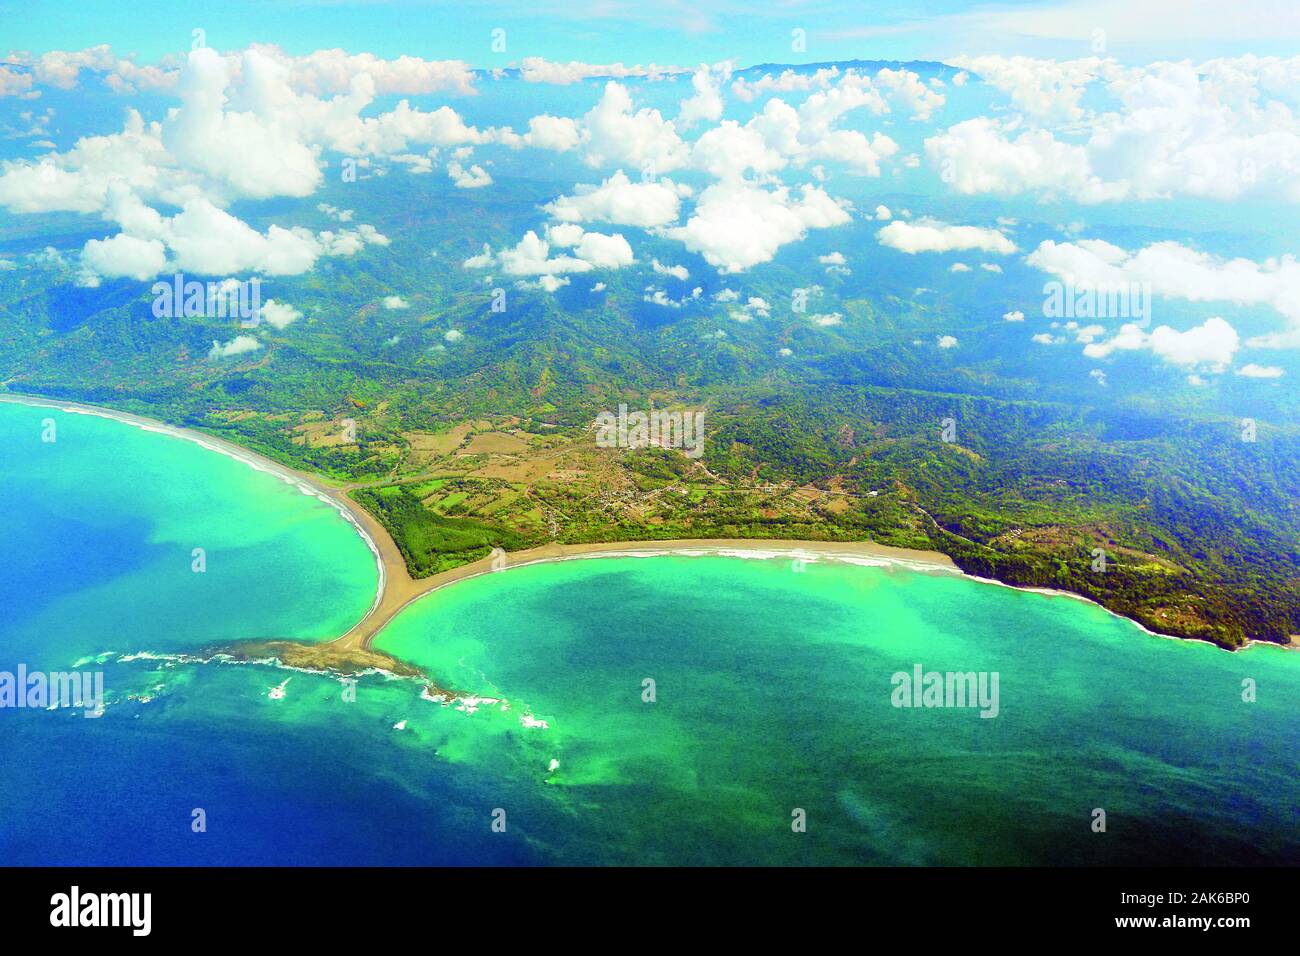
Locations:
1;400;1296;865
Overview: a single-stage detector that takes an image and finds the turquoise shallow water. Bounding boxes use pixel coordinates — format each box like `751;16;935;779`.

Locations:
375;555;1300;865
0;400;1296;865
0;402;378;662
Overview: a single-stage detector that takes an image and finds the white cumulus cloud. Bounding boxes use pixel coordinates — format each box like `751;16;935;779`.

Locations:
663;182;851;273
877;218;1018;255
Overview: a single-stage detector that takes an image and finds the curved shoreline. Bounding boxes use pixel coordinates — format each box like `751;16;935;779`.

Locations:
4;393;1292;661
0;395;961;653
350;537;962;651
0;393;388;630
356;540;1294;658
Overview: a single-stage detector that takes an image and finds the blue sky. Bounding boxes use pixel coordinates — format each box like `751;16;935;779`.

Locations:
5;0;1299;66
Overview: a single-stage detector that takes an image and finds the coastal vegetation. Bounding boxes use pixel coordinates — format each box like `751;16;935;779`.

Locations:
3;203;1296;651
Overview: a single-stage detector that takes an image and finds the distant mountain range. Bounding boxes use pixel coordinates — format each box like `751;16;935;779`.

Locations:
478;58;960;81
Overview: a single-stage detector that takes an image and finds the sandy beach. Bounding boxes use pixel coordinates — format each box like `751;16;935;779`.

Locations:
0;392;391;620
7;392;1284;662
0;394;956;651
336;536;959;650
